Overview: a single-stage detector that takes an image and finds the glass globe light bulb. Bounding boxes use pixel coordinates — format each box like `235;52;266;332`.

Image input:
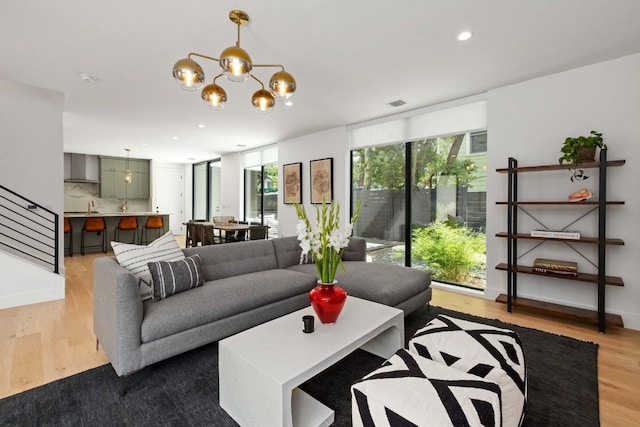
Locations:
269;71;296;100
201;83;228;109
251;89;276;113
172;58;205;90
219;46;252;82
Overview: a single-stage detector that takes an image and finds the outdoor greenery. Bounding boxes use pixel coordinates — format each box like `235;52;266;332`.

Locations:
412;220;486;283
263;163;279;190
352;134;477;190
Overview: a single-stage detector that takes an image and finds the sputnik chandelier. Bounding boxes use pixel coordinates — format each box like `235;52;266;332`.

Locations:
172;10;297;113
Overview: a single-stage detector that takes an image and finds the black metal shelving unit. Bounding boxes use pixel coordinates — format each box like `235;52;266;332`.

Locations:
495;149;625;333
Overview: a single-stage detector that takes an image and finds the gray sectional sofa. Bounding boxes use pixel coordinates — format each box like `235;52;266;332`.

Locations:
93;236;431;392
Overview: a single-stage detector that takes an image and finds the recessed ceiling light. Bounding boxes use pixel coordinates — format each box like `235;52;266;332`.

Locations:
197;124;205;128
457;31;472;41
172;136;179;140
285;101;293;107
141;143;148;146
79;73;98;83
187;157;197;161
236;144;247;148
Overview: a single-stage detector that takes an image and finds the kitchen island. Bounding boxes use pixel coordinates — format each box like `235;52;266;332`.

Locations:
64;212;171;254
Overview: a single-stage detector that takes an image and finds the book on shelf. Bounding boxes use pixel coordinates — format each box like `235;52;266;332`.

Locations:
532;267;578;276
533;258;578;272
530;230;580;239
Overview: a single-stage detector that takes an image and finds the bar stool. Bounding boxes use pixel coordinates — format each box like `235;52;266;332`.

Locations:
81;217;107;255
141;215;164;244
64;218;73;257
114;216;138;244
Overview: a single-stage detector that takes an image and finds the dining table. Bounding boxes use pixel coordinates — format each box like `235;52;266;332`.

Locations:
184;221;251;245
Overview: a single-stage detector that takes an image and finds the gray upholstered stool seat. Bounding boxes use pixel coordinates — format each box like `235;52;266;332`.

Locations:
351;348;502;426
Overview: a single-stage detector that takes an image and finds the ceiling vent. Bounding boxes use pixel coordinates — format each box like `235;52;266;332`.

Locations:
386;99;406;107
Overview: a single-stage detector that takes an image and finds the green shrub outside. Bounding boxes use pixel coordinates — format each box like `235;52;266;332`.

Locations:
412;221;486;283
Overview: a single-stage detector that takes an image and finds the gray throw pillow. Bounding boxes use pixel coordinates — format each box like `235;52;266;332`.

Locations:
148;254;204;301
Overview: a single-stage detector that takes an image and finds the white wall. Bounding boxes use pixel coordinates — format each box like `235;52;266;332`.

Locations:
0;79;65;306
277;127;350;237
486;53;640;329
220;153;242;219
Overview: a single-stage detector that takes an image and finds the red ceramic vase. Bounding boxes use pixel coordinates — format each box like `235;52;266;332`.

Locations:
309;281;347;324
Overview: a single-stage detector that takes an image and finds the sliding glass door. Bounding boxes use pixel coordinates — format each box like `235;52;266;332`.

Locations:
244;162;278;237
351;131;487;290
192;159;221;222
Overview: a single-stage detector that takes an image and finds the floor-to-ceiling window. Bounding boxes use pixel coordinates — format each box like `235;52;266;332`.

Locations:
351;131;487;290
242;146;278;238
192;158;221;221
193;162;207;221
209;161;222;220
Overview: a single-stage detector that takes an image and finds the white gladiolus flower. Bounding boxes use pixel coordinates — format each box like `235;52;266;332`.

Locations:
293;200;361;282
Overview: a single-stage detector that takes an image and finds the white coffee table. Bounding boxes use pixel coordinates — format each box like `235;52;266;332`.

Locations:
219;297;404;427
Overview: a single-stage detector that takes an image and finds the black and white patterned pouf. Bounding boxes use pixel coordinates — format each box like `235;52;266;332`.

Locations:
408;315;527;427
351;349;502;427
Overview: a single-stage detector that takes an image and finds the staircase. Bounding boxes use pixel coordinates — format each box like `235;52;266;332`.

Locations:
0;185;65;309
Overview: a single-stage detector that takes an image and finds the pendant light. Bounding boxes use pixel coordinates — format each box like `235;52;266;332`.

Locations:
124;149;132;184
172;10;296;112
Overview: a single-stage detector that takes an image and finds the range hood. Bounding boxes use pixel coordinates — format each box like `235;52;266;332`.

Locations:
64;153;100;183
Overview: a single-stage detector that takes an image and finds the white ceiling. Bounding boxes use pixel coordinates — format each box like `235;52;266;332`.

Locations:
2;0;640;163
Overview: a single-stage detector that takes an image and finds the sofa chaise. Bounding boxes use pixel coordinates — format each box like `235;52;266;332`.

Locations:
93;235;431;394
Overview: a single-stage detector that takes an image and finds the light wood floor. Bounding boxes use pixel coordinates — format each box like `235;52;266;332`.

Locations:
1;248;639;426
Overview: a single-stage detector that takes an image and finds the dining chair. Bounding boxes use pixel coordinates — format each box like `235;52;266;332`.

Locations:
203;224;217;245
186;222;201;247
248;224;269;240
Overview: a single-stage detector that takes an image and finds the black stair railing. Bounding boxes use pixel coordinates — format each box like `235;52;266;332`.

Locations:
0;185;59;274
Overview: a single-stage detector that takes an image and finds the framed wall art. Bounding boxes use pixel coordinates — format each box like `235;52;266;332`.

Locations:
310;157;333;204
283;162;302;204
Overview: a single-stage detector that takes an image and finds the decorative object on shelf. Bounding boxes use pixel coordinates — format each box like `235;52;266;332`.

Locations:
532;258;578;276
124;148;132;184
568;188;593;202
310;158;333;204
558;130;605;181
171;10;296;113
295;199;361;323
530;229;580;239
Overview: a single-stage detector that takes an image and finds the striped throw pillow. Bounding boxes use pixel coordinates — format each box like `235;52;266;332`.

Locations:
111;231;185;301
148;254;204;301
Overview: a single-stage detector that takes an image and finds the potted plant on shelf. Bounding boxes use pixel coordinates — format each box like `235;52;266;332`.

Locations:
558;130;606;181
294;199;361;324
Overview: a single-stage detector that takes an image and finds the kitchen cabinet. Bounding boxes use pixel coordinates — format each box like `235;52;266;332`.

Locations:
99;156;150;199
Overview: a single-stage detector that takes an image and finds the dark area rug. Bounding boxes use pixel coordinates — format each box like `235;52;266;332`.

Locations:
0;306;599;426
